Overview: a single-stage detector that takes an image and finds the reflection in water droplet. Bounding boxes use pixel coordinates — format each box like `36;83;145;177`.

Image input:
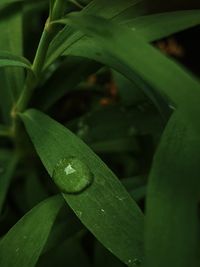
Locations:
52;157;94;194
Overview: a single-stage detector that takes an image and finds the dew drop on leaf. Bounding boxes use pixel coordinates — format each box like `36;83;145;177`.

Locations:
52;157;94;194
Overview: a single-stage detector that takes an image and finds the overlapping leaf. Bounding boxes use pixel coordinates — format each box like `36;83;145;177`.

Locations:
0;195;63;267
145;111;200;267
21;109;144;267
57;14;200;126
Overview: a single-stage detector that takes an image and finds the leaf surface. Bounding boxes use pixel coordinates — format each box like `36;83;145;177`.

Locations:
0;195;63;267
145;111;200;267
21;108;144;267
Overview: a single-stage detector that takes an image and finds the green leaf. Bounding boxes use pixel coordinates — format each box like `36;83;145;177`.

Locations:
45;0;144;68
0;195;63;267
145;111;200;267
60;15;200;126
0;150;18;214
20;109;144;267
35;56;100;110
0;51;32;69
0;1;24;123
123;10;200;42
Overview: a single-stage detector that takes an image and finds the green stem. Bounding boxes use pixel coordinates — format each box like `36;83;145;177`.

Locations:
15;0;65;113
11;0;66;150
16;22;53;112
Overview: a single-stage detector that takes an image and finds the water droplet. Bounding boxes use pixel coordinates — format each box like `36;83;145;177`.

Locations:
52;157;94;194
169;104;176;110
101;208;105;213
76;210;82;217
116;195;127;201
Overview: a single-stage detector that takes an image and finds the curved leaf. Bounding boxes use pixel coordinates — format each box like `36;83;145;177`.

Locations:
0;51;32;69
0;195;63;267
59;15;200;127
20;108;144;267
145;111;200;267
45;0;143;68
123;10;200;41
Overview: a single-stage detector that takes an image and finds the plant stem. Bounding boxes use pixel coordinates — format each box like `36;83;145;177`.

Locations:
11;0;66;149
15;0;65;113
16;21;53;112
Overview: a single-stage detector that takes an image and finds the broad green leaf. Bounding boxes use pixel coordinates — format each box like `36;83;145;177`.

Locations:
21;109;144;267
60;15;200;126
0;150;18;214
45;0;144;68
123;10;200;42
81;0;142;19
0;2;23;123
145;111;200;267
0;195;63;267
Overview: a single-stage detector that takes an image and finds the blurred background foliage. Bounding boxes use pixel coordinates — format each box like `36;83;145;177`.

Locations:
0;1;200;266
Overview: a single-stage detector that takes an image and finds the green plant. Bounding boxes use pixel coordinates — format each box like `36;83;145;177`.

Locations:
0;0;200;266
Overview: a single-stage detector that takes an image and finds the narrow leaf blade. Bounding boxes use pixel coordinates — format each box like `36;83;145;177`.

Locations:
20;109;144;266
0;195;63;267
